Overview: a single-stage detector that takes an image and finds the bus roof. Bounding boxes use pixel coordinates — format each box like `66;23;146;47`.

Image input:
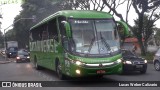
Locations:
30;10;113;30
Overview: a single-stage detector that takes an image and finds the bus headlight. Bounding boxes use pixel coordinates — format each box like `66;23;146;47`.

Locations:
116;59;122;63
125;61;132;64
144;60;147;63
75;61;82;66
67;58;85;66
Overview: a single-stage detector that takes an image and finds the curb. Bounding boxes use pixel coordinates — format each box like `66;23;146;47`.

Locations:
0;61;11;64
0;53;12;64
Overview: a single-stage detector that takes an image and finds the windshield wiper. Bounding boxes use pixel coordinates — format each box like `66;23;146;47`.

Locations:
99;31;111;53
85;37;95;56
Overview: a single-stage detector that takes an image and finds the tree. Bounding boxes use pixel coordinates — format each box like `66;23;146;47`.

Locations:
12;0;160;55
0;30;3;48
5;29;16;41
102;0;160;55
102;0;132;24
155;28;160;46
133;15;156;51
13;0;106;48
132;0;160;55
58;0;106;11
12;0;60;48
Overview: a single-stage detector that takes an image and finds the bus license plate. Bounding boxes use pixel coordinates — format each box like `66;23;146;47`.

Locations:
97;70;105;74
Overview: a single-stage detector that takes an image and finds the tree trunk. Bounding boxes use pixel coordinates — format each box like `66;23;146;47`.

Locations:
138;37;146;56
138;13;146;56
144;41;148;53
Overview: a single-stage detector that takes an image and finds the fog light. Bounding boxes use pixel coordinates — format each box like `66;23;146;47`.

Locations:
75;69;81;74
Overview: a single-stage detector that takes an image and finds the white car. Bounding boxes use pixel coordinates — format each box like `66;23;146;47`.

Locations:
153;48;160;71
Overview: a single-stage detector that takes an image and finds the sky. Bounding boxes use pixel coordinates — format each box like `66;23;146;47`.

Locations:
0;1;160;34
0;3;22;33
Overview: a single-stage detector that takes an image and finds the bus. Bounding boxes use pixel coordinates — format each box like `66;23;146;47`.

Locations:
29;10;129;79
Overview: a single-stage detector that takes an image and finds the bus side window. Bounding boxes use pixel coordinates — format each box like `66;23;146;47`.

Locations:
42;31;48;40
29;32;33;41
40;23;48;40
48;18;58;41
30;27;41;41
58;16;66;37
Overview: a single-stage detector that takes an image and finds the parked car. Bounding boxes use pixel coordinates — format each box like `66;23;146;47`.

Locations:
122;49;147;74
16;50;30;63
153;48;160;71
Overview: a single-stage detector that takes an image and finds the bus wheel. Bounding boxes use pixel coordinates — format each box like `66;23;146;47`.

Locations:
56;61;66;80
34;57;42;70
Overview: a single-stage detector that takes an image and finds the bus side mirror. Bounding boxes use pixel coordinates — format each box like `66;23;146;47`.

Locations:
61;21;71;38
116;21;129;39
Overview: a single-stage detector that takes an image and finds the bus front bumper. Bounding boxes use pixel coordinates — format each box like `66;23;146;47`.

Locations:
64;63;122;77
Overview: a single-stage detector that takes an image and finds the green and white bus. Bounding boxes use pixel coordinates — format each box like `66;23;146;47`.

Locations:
29;10;129;79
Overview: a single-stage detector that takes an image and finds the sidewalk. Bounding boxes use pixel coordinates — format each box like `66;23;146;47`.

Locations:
0;53;11;64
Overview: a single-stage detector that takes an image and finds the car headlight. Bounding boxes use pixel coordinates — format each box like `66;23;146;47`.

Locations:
144;60;147;63
9;53;12;54
125;61;132;64
16;57;20;59
117;59;122;63
27;56;30;59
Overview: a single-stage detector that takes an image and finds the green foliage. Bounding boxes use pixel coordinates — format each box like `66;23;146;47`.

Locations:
5;29;16;41
132;14;156;55
11;0;106;48
133;15;155;39
12;0;61;48
141;52;154;61
155;29;160;46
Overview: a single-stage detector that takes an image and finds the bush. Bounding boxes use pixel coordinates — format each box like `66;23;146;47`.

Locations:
141;52;155;61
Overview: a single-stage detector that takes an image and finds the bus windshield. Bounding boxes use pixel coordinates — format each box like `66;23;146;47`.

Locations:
69;19;120;57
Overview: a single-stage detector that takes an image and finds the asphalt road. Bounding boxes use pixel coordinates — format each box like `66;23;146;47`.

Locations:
0;55;160;90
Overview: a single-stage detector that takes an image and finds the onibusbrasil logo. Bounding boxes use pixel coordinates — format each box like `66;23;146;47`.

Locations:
0;0;25;5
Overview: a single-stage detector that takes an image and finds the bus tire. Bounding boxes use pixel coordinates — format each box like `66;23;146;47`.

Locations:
56;60;66;80
34;56;42;70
